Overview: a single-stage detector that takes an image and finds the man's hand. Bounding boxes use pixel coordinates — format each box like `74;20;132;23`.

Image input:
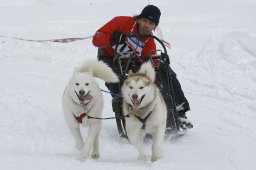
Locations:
110;31;126;45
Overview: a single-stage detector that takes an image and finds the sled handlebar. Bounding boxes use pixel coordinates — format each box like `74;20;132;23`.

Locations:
126;34;168;55
114;34;170;64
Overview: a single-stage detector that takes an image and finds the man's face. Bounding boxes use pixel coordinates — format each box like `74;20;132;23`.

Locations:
137;18;156;34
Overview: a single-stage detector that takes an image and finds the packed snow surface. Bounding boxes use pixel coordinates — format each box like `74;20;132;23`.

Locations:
0;0;256;169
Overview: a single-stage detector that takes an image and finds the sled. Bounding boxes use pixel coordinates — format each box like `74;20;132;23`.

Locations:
111;34;183;138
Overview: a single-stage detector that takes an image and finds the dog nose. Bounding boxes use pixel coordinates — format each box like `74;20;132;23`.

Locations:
79;90;85;95
132;94;138;100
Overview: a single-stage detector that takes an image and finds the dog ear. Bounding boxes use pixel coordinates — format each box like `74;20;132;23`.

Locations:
144;70;147;75
129;70;133;74
127;70;133;78
73;67;79;74
140;62;155;82
144;70;153;82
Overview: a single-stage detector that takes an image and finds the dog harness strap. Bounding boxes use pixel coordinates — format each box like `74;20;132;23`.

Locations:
134;111;152;129
73;112;87;123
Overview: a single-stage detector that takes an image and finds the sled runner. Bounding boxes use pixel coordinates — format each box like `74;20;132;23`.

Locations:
111;34;184;138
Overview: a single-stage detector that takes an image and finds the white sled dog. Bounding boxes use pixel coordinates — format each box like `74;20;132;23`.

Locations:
62;59;119;160
122;62;167;162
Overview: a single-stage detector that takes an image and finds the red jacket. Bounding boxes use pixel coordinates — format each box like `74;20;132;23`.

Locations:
92;16;156;57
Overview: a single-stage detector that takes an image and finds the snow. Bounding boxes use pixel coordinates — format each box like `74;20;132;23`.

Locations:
0;0;256;169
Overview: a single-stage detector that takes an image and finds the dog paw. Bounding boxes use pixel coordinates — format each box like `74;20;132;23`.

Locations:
139;153;149;161
91;153;100;159
81;147;90;161
81;152;89;161
151;153;163;162
151;155;160;162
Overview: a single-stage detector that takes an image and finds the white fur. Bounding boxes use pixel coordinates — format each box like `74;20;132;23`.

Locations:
138;61;156;82
62;59;119;160
75;59;119;83
122;62;167;162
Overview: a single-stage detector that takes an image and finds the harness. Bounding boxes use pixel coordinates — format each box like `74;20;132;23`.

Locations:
127;103;154;130
134;111;152;129
72;95;128;123
72;102;92;124
73;112;87;124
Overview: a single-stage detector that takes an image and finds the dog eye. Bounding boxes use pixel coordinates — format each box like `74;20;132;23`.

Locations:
85;83;89;86
75;83;79;86
129;86;133;89
139;86;144;89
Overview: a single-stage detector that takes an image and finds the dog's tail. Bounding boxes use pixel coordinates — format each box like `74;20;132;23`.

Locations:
138;61;156;82
76;59;119;83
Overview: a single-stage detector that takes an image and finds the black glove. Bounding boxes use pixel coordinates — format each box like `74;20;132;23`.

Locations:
110;31;126;45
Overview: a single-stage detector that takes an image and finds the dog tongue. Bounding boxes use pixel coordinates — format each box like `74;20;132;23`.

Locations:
81;94;92;101
133;100;141;108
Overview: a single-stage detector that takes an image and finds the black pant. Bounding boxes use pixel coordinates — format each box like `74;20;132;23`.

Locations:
98;55;121;97
97;53;190;113
156;63;190;112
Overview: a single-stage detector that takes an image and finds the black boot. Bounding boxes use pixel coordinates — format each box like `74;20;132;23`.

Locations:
176;103;193;129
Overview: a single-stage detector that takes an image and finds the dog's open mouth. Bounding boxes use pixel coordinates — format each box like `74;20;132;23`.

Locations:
77;91;92;104
131;95;145;108
80;94;92;103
